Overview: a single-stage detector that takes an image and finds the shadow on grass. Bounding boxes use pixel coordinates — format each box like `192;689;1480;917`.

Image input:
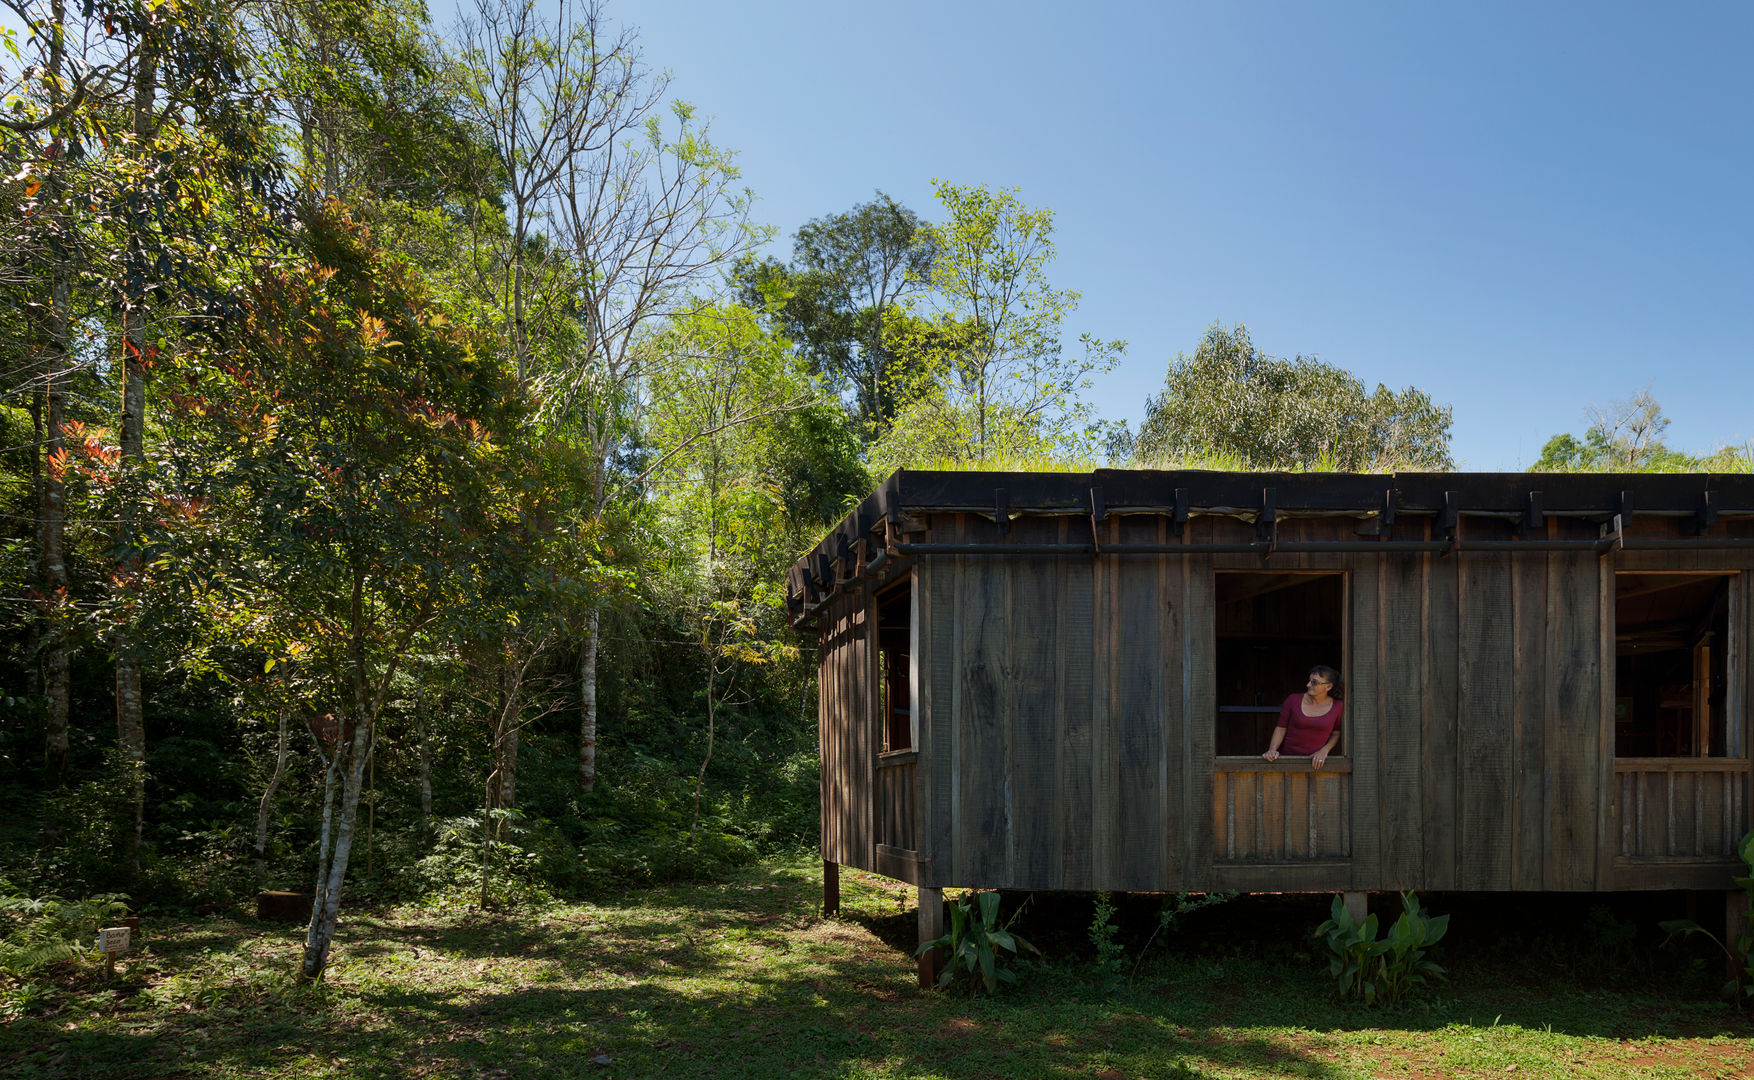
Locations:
15;867;1752;1080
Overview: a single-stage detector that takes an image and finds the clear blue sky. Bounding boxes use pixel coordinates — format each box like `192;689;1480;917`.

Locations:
607;0;1754;470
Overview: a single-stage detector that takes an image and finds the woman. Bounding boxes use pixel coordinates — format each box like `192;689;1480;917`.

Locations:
1261;665;1343;769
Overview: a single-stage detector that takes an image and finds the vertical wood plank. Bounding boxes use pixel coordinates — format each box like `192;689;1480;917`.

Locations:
1511;533;1548;890
1261;772;1286;860
861;588;878;869
1287;771;1311;859
1231;770;1256;859
1590;551;1612;891
1703;771;1726;854
957;535;1008;887
1550;544;1603;889
913;560;933;870
1009;518;1059;888
1423;532;1461;890
1213;771;1229;860
1161;534;1187;887
1350;558;1381;889
1059;521;1095;890
1185;522;1218;889
1115;516;1167;890
1091;514;1119;886
1381;554;1424;888
1640;772;1663;856
928;519;958;884
1458;550;1514;890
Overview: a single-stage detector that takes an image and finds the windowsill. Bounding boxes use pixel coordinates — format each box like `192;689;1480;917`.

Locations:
1215;755;1352;774
877;748;918;766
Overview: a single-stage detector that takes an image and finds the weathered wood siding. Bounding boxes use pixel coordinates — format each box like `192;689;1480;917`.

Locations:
882;511;1749;893
819;588;874;870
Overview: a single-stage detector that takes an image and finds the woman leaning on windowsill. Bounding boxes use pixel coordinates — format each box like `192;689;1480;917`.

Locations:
1261;664;1343;769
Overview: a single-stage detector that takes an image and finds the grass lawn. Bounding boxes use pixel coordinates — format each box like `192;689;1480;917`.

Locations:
3;855;1750;1079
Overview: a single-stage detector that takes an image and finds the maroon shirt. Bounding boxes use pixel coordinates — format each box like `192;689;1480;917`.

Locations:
1277;693;1343;755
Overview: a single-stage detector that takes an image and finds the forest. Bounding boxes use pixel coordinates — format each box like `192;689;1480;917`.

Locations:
2;0;1751;998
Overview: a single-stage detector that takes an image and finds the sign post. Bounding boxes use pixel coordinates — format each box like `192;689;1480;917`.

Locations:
98;926;131;978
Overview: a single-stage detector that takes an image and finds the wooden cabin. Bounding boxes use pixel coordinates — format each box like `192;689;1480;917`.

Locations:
787;471;1754;980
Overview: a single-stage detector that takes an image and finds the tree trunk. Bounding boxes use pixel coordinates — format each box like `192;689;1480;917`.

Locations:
38;232;71;789
301;710;372;981
496;654;519;811
115;26;160;881
255;713;291;888
36;0;73;793
418;697;433;831
578;605;599;791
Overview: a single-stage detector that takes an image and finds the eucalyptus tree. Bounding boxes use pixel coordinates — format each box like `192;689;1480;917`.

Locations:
1134;323;1454;471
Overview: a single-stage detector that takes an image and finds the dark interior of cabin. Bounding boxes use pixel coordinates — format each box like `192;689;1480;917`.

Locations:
876;580;911;752
1214;571;1346;756
1614;573;1730;757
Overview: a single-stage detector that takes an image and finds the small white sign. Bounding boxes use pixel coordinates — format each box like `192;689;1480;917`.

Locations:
98;926;131;955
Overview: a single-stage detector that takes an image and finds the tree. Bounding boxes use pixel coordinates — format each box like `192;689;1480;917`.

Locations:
1532;389;1700;472
736;192;935;436
1134;323;1453;472
168;208;522;979
875;181;1123;470
449;0;763;792
644;304;818;839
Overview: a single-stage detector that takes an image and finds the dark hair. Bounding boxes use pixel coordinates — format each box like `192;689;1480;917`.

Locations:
1310;664;1342;699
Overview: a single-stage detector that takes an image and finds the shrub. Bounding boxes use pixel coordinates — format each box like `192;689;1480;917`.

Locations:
1315;891;1448;1006
0;888;130;978
919;890;1038;994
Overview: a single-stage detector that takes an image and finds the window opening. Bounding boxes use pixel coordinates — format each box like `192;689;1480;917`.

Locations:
876;580;912;752
1215;571;1345;756
1614;573;1730;757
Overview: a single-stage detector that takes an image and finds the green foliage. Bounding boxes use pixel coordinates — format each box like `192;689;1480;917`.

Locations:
1135;323;1453;471
1089;891;1124;984
874;181;1123;470
1533;390;1752;473
0;889;129;978
1131;891;1236;983
1659;829;1754;1004
1315;892;1449;1006
736;192;936;436
918;890;1038;994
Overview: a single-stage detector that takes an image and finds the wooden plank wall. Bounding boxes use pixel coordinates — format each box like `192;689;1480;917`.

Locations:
819;588;874;869
1614;760;1748;858
875;757;917;850
871;510;1749;893
1213;763;1351;860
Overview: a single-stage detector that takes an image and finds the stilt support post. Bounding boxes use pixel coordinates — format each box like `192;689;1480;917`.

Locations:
917;886;944;988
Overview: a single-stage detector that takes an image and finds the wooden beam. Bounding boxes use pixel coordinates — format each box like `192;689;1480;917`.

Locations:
917;886;944;988
1343;891;1368;925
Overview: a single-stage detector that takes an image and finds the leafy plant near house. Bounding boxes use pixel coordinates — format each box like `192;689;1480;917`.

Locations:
1315;892;1449;1006
918;890;1039;994
1131;891;1236;984
0;890;131;978
1089;891;1124;987
1659;829;1754;1007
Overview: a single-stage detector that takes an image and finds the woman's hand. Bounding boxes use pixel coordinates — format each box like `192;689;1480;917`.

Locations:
1312;750;1328;769
1261;749;1280;762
